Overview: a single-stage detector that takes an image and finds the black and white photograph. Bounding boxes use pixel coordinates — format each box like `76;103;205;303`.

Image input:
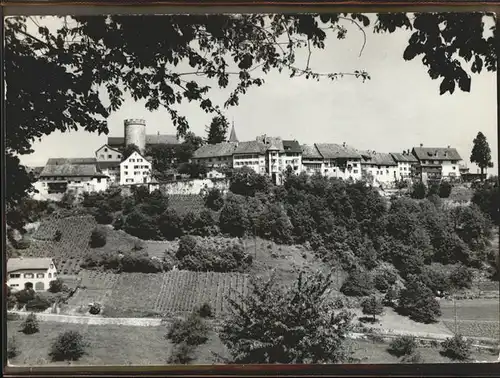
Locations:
4;11;499;367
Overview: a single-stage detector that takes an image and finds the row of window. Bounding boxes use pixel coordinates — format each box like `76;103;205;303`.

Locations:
128;158;145;163
100;153;121;160
10;272;57;279
123;165;149;170
124;171;149;176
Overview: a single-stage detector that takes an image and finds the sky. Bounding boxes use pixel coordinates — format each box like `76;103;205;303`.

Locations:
14;14;498;176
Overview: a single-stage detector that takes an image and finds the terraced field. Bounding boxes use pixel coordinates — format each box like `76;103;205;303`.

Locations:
65;270;249;318
22;215;97;275
167;194;207;215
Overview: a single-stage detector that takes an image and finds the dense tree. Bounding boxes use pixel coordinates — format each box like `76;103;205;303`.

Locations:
49;330;88;361
410;181;427;199
220;270;355;363
6;13;496;225
472;181;499;225
219;196;250;237
361;295;384;321
206;116;229;144
470;132;492;179
178;162;208;179
230;166;271;197
204;188;225;211
397;276;441;323
121;144;142;161
340;269;374;297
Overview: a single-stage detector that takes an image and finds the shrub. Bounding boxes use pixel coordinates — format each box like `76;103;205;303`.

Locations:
340;269;374;297
383;287;400;307
420;264;451;296
166;313;209;346
388;335;418;357
374;274;390;292
94;205;113;225
112;214;125;230
15;236;32;250
49;330;88;361
120;251;163;273
15;288;35;305
440;334;473;361
7;336;19;359
21;313;39;334
89;228;107;248
361;295;384;321
204;188;224;211
89;303;101;315
25;296;51;312
448;265;473;290
439;181;452;198
49;278;64;293
410;181;426;199
401;351;423;364
168;342;196;364
197;303;214;318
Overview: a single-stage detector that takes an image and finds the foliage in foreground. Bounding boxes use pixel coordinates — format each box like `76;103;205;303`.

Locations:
7;336;19;359
20;313;39;334
387;335;418;357
219;270;354;364
440;334;473;361
49;330;89;361
166;312;210;346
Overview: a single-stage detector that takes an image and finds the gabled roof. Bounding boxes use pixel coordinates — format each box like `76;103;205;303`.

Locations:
233;141;268;155
107;137;125;146
315;143;361;159
301;144;323;159
95;144;122;155
359;151;397;166
46;158;97;165
40;161;107;178
120;151;151;164
412;147;462;161
282;140;302;154
390;152;419;163
8;258;53;273
146;134;179;145
193;142;238;159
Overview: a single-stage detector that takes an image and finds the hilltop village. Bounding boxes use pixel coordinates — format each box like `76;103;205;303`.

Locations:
28;118;472;200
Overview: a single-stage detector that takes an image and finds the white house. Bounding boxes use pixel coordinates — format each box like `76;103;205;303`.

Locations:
360;151;398;186
191;142;237;168
390;151;419;179
301;144;324;175
232;140;268;175
95;145;122;183
7;257;58;292
412;146;463;182
120;151;152;185
315;143;363;181
33;158;109;200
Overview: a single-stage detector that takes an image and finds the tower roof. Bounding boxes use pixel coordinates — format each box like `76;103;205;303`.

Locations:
228;122;239;143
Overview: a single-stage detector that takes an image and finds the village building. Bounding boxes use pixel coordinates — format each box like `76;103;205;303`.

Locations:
232;140;268;175
390;150;419;179
33;158;109;199
119;151;153;185
301;144;324;175
315;143;363;181
360;151;398;186
7;257;58;292
95;144;123;183
191;142;238;168
412;145;463;183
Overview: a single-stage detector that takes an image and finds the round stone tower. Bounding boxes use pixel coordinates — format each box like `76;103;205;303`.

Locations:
124;119;146;153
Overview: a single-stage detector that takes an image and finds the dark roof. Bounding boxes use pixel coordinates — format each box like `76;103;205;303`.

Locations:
315;143;361;159
360;151;397;166
193;142;238;158
8;258;53;273
95;144;122;155
390;152;419;163
146;134;179;145
412;147;462;161
301;144;323;159
40;159;107;178
107;135;179;146
46;158;97;165
97;161;121;170
233;141;268;155
282;140;302;154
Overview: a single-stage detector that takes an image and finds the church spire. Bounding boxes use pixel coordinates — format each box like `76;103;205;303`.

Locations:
228;120;238;143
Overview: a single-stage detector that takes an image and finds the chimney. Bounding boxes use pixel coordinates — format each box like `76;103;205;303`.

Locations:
157;131;160;136
420;143;423;147
343;142;346;148
447;145;450;149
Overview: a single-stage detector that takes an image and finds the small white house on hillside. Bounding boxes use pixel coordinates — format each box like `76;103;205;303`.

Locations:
120;151;152;185
7;257;58;292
